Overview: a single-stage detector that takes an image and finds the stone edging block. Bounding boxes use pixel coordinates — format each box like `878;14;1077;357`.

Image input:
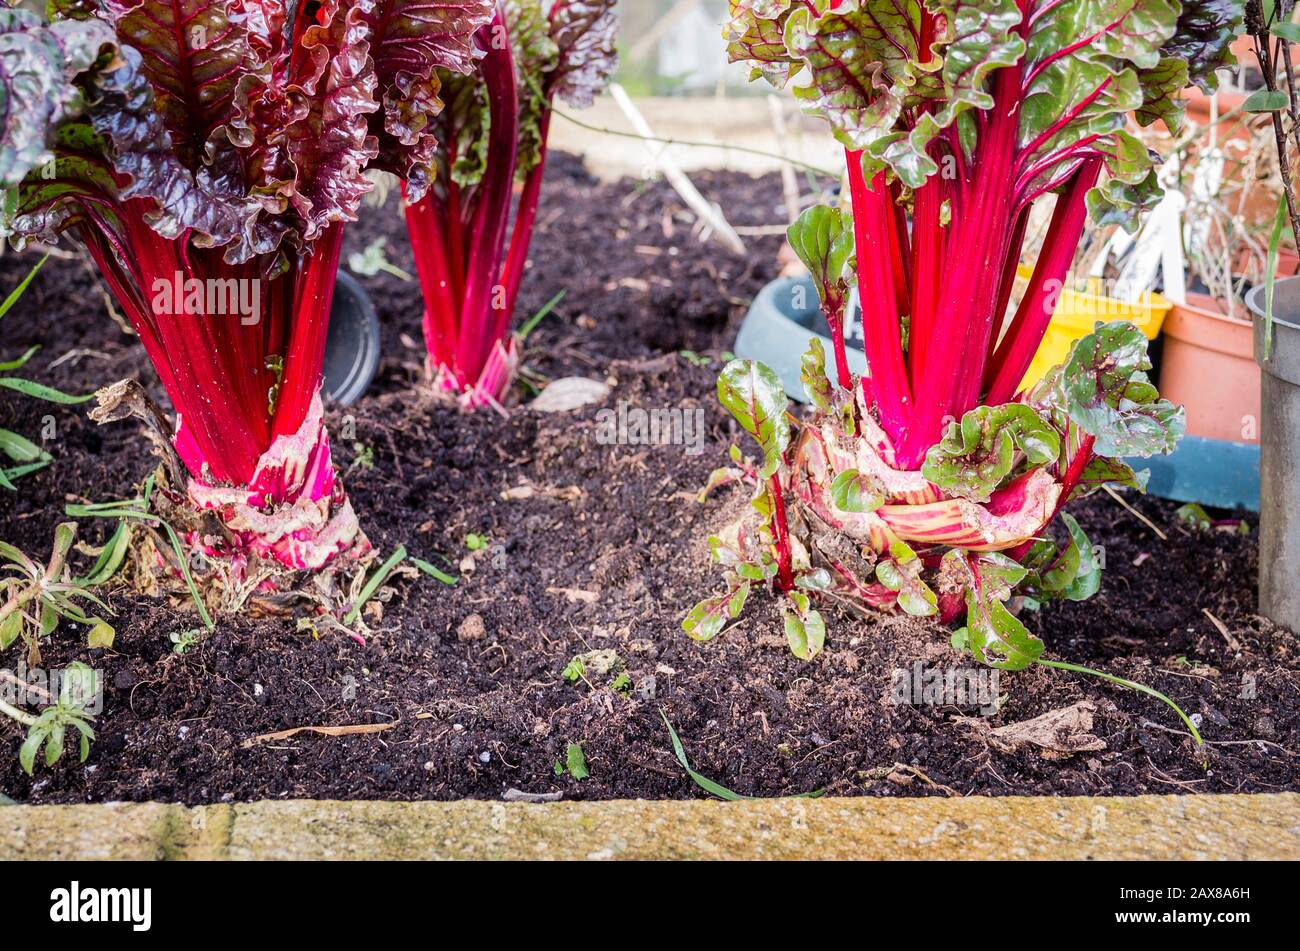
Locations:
2;794;1296;860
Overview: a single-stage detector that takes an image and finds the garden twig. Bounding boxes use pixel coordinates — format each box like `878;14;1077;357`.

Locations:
1202;608;1243;652
1102;484;1168;540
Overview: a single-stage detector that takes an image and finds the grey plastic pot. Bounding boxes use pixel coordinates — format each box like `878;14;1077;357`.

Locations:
1246;279;1300;632
323;271;381;406
734;275;866;401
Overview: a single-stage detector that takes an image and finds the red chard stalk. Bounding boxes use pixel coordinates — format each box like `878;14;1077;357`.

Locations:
402;0;618;409
688;0;1240;674
0;0;495;573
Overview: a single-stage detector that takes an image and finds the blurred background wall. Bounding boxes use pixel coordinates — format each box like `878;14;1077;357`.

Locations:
614;0;753;95
549;0;840;179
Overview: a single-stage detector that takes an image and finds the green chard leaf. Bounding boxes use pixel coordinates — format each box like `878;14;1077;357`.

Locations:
781;591;826;660
698;465;743;503
945;551;1042;671
1025;513;1102;603
717;359;791;477
875;540;937;617
1020;0;1177;225
1134;57;1191;131
1053;321;1185;459
800;338;836;413
723;0;801;86
922;403;1059;503
683;572;751;642
785;0;927;183
787;204;854;309
708;520;774;581
1068;455;1150;501
886;0;1024;185
829;468;886;514
723;0;1231;225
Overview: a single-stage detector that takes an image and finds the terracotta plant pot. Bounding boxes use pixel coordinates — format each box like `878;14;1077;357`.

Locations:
1233;246;1300;281
1180;87;1249;144
1158;292;1260;443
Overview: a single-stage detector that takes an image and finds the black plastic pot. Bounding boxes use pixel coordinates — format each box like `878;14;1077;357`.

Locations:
323;271;381;407
1246;279;1300;632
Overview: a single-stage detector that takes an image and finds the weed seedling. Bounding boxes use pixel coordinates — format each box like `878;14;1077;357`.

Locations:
554;742;588;780
0;662;98;776
170;629;202;655
1;523;115;664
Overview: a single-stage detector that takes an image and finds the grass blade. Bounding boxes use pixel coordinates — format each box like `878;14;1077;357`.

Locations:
0;346;40;373
2;460;51;482
0;429;46;464
0;254;48;322
411;556;457;585
65;496;213;631
518;289;567;341
74;521;131;587
158;520;212;631
0;429;52;490
659;709;823;801
1037;658;1203;746
1264;199;1288;359
345;545;408;625
0;377;93;404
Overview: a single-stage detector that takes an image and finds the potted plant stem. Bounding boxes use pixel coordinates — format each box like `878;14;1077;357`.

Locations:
1242;0;1300;632
1157;120;1286;445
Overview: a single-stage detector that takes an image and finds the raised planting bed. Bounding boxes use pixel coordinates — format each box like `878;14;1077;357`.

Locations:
0;162;1295;806
4;795;1298;861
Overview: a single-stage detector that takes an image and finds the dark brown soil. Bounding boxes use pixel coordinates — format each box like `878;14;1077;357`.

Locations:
1;158;1296;804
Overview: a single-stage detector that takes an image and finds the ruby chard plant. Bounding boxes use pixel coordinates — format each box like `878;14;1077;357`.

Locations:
0;0;494;577
687;0;1240;712
402;0;618;409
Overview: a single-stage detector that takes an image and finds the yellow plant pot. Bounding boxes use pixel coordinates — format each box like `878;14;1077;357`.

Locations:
1016;265;1172;390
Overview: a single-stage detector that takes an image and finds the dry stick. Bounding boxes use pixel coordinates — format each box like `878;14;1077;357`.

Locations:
734;224;795;236
1201;607;1243;653
0;669;52;704
1282;42;1300;160
241;721;397;748
607;83;747;255
1101;484;1168;540
1251;3;1300;251
0;698;35;727
767;95;803;226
